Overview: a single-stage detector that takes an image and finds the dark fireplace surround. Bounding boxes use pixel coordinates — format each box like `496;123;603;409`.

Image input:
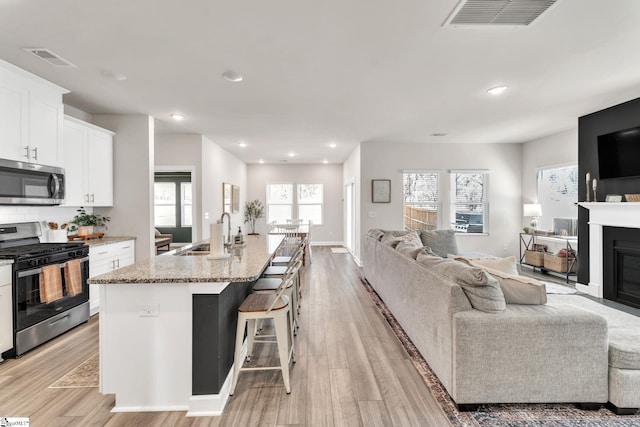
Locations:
603;226;640;309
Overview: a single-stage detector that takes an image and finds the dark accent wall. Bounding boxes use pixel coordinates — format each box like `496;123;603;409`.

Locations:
578;97;640;285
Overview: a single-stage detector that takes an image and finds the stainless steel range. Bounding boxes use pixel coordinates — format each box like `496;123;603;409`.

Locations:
0;222;89;358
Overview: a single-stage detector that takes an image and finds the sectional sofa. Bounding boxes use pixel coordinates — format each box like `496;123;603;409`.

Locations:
362;229;639;414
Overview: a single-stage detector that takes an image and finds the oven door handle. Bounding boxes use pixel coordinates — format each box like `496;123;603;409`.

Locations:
48;173;61;198
17;256;89;278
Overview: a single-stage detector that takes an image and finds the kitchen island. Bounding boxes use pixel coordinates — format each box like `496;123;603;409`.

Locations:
89;234;283;416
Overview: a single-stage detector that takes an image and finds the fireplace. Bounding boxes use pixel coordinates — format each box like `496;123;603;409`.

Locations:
603;226;640;309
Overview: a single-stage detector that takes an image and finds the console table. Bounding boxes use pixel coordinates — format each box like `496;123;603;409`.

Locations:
519;233;578;283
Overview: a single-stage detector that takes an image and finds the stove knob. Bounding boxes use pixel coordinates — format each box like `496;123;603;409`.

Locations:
29;259;37;267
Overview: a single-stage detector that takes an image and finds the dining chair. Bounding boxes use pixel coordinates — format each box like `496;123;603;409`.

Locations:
229;260;301;395
286;219;304;225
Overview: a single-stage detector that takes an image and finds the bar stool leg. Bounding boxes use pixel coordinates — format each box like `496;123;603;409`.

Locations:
274;312;292;393
230;313;247;396
246;319;256;361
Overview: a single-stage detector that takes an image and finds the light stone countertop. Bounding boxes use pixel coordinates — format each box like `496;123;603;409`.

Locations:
78;236;136;248
0;259;14;267
88;234;284;284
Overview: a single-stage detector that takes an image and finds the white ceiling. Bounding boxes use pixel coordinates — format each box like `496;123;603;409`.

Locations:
2;0;640;164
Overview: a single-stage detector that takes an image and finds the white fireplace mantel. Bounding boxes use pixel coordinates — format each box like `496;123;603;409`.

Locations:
578;202;640;297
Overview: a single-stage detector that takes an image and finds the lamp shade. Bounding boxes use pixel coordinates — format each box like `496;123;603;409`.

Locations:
523;203;542;217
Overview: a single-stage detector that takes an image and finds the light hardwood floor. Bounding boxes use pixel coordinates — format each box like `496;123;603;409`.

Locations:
0;247;450;426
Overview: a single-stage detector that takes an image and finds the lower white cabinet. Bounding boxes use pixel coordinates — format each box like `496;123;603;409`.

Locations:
0;265;13;357
89;240;135;315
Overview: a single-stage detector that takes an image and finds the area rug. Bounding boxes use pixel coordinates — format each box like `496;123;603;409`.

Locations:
330;247;350;254
544;282;578;295
360;277;640;426
49;353;99;388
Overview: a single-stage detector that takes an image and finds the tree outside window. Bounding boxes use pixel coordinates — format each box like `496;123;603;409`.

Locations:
403;171;440;231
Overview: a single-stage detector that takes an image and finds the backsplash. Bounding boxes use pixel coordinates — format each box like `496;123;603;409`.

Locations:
0;206;94;241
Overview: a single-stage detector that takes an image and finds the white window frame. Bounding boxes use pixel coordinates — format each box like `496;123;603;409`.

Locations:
266;183;324;225
450;170;489;235
402;170;441;231
266;183;294;224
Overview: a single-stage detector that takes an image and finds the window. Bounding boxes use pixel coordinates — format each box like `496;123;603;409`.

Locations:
267;184;293;224
154;182;176;227
181;182;192;227
266;183;324;225
403;171;440;231
450;171;489;234
298;184;323;225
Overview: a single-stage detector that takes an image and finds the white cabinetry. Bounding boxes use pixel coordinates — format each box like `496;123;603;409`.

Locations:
63;116;114;207
89;240;135;315
0;60;67;166
0;265;13;358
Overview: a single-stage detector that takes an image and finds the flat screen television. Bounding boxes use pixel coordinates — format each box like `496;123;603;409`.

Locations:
598;126;640;179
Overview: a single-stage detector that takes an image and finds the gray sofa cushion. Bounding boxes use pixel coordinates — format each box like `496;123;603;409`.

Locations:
367;228;385;241
396;242;425;259
381;232;404;248
417;253;505;313
609;334;640;370
420;229;459;257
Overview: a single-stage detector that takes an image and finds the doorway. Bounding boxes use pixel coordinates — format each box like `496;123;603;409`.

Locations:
345;181;355;253
154;172;193;243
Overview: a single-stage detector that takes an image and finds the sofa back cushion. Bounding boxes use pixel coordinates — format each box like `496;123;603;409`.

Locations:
417;253;505;313
420;229;459;257
367;228;385;241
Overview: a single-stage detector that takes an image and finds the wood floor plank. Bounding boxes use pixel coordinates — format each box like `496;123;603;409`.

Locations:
0;247;450;427
358;400;393;427
306;355;334;426
344;322;382;401
330;368;363;427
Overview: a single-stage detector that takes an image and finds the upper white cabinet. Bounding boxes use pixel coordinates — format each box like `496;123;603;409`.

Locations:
63;116;114;207
0;60;67;166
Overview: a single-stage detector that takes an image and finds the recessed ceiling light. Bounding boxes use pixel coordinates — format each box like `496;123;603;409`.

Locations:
170;113;184;121
259;159;264;164
222;71;243;82
431;133;447;137
323;160;329;164
487;85;508;95
288;152;295;158
329;143;337;148
239;142;247;148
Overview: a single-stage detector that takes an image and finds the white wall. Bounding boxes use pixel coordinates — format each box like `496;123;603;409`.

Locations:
154;134;202;241
201;136;247;241
521;128;578;227
343;144;362;260
246;164;344;245
360;141;523;257
93;114;155;261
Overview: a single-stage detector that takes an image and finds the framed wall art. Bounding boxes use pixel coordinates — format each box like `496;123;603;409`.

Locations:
232;185;240;213
372;179;391;203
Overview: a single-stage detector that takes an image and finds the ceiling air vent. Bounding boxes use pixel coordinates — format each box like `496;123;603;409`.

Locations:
444;0;559;26
24;48;76;67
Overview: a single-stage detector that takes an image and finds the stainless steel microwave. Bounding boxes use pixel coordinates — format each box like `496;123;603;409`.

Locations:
0;158;65;205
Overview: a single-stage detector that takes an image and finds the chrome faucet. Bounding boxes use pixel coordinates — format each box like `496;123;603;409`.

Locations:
220;212;231;248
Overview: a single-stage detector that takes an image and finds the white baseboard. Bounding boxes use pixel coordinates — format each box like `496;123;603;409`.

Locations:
310;241;345;247
186;338;247;417
111;405;188;413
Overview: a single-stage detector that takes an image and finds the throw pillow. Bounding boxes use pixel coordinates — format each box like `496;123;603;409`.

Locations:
480;266;547;305
399;231;422;247
367;228;385;241
450;255;519;276
420;229;459;258
154;228;161;235
395;242;426;259
381;232;404;248
416;253;505;313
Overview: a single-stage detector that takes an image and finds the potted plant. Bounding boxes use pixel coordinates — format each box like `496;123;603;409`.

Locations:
243;199;264;235
69;207;110;236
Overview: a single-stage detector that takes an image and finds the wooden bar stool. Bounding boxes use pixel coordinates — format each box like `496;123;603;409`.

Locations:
255;252;303;331
229;261;301;395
